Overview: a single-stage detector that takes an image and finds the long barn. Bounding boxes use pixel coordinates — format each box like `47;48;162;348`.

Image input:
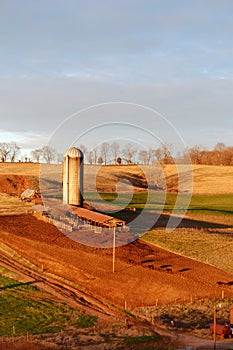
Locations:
70;206;125;228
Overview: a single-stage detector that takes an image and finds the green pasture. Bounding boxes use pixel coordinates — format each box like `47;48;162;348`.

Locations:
142;228;233;274
0;272;97;336
84;192;233;216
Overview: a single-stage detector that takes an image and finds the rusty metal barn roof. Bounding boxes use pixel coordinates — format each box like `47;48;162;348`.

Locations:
70;206;125;227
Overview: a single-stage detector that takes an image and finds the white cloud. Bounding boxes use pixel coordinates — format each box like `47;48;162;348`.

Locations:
0;0;232;151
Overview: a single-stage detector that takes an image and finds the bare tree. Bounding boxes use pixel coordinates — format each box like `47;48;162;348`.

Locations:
0;142;12;162
188;145;203;165
31;149;43;163
154;148;163;163
111;142;120;164
138;150;148;164
138;148;155;164
214;142;227;151
57;153;63;164
154;144;173;164
161;143;174;164
123;143;137;164
88;151;93;164
148;148;156;164
100;142;109;164
10;143;20;162
0;142;21;162
42;146;57;164
97;156;103;164
93;146;98;164
78;144;88;157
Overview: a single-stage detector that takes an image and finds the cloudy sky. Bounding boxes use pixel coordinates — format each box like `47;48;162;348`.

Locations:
0;0;232;156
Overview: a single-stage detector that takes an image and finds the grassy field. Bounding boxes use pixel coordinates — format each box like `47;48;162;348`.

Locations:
85;191;233;216
0;193;31;216
142;228;233;274
0;269;97;337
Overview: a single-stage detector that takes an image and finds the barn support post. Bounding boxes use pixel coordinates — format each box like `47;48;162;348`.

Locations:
213;303;222;350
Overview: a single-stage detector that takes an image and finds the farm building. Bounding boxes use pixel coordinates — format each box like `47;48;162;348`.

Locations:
70;206;125;228
21;188;38;202
32;204;48;215
49;146;129;236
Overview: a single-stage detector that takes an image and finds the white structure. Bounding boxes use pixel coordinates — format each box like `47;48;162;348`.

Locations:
63;147;84;206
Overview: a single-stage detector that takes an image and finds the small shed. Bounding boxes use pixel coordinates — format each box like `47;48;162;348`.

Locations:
32;205;48;215
21;189;38;202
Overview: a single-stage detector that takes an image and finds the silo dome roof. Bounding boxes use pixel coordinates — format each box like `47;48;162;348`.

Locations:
64;147;84;158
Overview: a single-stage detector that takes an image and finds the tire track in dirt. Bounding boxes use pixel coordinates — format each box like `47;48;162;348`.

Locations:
0;244;124;321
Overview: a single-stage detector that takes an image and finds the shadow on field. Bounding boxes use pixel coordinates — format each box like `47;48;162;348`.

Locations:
0;279;42;291
157;214;232;229
116;210;232;229
190;207;233;215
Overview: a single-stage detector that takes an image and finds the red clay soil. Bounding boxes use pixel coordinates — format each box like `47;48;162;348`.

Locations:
0;342;54;350
0;175;31;196
0;214;233;308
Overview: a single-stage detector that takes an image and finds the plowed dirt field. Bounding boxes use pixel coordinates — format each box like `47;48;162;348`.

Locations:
0;214;233;308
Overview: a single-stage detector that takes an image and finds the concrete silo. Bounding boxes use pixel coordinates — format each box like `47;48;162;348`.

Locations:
63;147;84;207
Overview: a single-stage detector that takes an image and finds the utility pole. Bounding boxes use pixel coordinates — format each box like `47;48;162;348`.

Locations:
213;305;216;350
113;227;116;273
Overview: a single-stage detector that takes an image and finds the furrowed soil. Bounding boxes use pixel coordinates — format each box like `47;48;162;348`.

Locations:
0;214;233;308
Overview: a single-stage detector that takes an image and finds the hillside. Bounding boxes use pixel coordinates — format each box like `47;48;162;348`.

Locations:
1;162;233;195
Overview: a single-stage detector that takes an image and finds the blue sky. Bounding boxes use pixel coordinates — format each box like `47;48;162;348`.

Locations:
0;0;232;156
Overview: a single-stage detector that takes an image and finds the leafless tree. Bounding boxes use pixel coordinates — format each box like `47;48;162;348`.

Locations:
154;144;173;164
161;143;174;164
138;148;155;164
57;153;63;164
88;151;94;164
138;150;148;164
98;156;103;164
123;143;137;164
0;142;12;162
111;142;120;164
100;142;109;164
0;142;20;162
42;146;57;164
154;148;163;163
214;142;227;151
10;143;20;162
78;144;88;157
93;146;98;164
31;149;43;163
187;145;203;164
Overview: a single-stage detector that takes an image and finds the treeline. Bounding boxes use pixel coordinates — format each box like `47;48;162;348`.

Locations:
178;143;233;166
77;142;174;165
0;143;62;164
1;141;233;166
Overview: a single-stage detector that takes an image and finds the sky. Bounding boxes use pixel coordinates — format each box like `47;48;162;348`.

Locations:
0;0;233;158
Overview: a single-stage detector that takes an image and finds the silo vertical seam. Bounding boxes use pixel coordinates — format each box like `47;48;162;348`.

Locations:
66;155;69;204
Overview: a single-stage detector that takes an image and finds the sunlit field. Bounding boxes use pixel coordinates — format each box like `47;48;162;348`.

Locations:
85;191;233;216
